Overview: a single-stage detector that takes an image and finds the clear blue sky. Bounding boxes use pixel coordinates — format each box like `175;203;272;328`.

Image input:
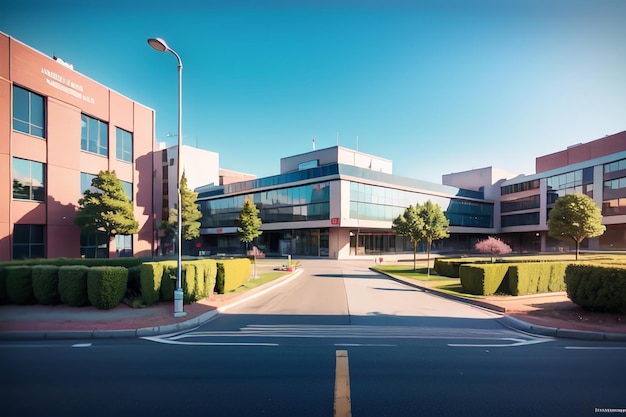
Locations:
3;0;625;183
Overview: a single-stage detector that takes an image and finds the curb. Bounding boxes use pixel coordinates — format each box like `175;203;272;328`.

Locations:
0;269;303;341
372;268;626;342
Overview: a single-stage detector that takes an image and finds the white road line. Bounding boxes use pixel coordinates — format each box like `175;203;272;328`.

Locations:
72;343;92;348
448;338;553;348
565;346;626;350
140;336;278;346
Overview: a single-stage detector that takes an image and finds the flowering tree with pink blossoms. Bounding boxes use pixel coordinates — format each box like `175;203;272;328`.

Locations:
474;236;512;262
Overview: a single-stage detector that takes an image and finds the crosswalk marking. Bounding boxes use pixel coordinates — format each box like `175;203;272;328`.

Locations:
161;323;544;343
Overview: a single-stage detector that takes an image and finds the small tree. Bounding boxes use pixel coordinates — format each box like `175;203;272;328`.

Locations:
474;236;512;262
163;173;202;241
548;193;606;260
418;200;450;277
392;205;424;270
75;170;139;256
392;200;450;274
238;199;263;277
238;199;263;250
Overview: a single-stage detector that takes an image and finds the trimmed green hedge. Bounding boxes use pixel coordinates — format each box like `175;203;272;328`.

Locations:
140;262;164;306
59;265;90;307
508;262;569;296
459;264;510;296
434;258;468;278
0;257;143;268
32;265;61;305
215;258;252;294
88;266;128;310
0;267;9;305
5;266;34;305
565;264;626;312
155;260;218;304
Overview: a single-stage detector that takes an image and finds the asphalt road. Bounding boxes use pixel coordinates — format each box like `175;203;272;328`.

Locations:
1;260;625;417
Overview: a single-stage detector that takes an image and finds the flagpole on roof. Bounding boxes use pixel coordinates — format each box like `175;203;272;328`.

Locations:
312;137;316;150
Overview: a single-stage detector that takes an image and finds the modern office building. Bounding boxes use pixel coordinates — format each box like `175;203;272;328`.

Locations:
494;131;626;252
196;146;496;258
156;143;255;254
1;33;158;260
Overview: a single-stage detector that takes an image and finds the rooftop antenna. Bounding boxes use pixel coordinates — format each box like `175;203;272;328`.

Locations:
336;132;339;146
312;137;316;150
356;135;359;151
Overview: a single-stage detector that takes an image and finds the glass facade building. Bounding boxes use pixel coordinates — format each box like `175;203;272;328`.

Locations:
197;152;495;259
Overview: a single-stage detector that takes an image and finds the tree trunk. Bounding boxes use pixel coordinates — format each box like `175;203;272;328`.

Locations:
426;239;431;278
575;239;580;261
413;241;417;271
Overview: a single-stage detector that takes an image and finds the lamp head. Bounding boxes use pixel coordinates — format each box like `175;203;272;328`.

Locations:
147;38;169;52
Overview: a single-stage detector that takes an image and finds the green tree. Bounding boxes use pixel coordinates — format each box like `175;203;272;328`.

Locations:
238;199;263;251
75;170;138;255
392;205;424;270
548;193;606;260
418;200;450;277
163;173;202;240
392;201;450;274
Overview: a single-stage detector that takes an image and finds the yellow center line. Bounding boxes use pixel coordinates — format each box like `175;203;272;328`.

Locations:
334;350;352;417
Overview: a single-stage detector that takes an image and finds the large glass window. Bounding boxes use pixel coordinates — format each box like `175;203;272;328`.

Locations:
501;212;540;227
12;157;45;201
13;224;45;259
80;231;109;258
604;158;626;174
348;182;493;228
116;128;133;162
604;177;626;191
115;235;133;257
81;114;108;156
199;182;331;228
13;85;45;138
501;195;541;213
501;180;540;196
547;167;593;201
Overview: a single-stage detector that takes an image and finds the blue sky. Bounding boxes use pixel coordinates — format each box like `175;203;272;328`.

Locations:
3;0;625;183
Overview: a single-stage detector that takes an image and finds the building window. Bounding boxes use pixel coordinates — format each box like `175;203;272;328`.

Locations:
116;128;133;162
604;177;626;191
604;158;626;174
13;224;45;259
115;235;133;257
12;85;45;138
81;114;108;156
121;181;133;202
80;231;108;258
12;157;45;201
501;180;540;196
80;172;97;194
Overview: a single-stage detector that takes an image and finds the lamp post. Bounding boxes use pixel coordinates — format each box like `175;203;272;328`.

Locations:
148;37;186;317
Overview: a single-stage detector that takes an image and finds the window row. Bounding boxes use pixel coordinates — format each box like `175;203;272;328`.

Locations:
12;85;133;162
602;198;626;216
501;212;540;227
604;158;626;174
501;180;540;196
604;177;626;191
501;195;541;213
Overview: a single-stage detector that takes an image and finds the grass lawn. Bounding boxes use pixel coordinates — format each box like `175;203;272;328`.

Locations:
230;271;290;294
373;253;626;299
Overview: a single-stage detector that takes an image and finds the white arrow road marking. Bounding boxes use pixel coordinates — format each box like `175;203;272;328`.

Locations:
72;343;92;348
140;335;278;346
448;338;553;348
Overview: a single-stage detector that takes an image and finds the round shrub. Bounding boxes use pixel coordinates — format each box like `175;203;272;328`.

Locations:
88;266;128;310
32;265;61;305
59;265;90;307
5;266;34;305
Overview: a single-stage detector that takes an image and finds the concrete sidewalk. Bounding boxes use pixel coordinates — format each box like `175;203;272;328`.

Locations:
0;268;625;341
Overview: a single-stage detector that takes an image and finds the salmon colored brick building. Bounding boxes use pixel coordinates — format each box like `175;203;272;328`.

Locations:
0;33;159;260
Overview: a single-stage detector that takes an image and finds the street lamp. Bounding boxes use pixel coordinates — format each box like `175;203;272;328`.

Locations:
148;37;186;317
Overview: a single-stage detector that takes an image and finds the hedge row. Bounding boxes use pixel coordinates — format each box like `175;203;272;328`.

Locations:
140;259;219;306
459;264;510;296
565;264;626;312
459;262;574;296
0;265;128;309
215;258;252;294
